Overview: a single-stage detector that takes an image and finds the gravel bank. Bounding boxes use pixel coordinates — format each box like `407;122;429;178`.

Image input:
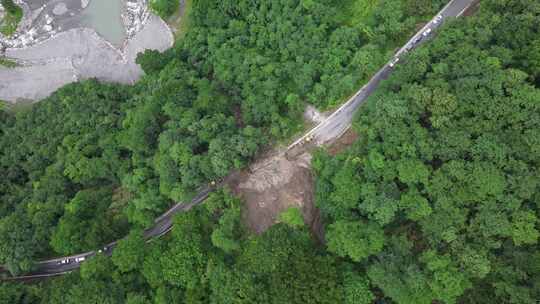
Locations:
0;58;76;101
0;1;173;103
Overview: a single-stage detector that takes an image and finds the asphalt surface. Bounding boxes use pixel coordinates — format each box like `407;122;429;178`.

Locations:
1;0;475;280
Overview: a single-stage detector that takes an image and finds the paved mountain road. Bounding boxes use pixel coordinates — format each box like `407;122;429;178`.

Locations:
1;0;476;280
3;187;216;278
287;0;474;154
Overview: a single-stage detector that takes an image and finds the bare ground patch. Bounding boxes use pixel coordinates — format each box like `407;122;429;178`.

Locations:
326;128;358;156
228;150;323;240
228;127;361;241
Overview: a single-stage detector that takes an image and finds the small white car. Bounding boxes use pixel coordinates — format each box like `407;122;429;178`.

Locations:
433;15;443;24
389;57;400;68
422;28;432;37
75;257;86;263
57;259;69;265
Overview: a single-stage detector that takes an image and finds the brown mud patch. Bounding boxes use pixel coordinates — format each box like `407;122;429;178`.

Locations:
326;128;358;156
228;150;324;241
226;128;361;241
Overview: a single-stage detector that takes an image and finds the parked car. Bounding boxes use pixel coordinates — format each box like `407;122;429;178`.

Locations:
433;14;443;24
75;257;86;263
57;259;70;265
422;28;432;37
389;57;400;68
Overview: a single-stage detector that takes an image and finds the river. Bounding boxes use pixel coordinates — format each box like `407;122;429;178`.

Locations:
80;0;126;46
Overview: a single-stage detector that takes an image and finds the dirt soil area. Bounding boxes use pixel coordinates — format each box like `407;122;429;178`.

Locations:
326;128;358;156
228;127;360;241
228;149;323;240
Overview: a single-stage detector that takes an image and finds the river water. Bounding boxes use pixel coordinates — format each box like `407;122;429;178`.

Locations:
80;0;126;46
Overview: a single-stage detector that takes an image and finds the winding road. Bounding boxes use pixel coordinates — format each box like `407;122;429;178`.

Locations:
1;0;476;280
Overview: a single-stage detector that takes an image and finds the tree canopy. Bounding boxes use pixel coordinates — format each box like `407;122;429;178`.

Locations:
2;0;538;303
0;0;434;275
314;0;540;302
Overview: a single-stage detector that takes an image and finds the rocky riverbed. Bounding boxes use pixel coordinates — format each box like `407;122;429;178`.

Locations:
0;0;173;103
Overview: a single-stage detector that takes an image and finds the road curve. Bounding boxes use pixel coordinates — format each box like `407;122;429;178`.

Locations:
1;0;476;280
0;186;216;278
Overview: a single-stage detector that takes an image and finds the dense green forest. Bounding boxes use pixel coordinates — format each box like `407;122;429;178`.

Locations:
1;0;539;303
1;190;351;303
0;0;434;275
314;0;540;302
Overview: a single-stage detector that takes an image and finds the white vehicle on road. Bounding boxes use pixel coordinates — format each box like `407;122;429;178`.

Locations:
433;14;443;24
422;28;432;37
389;57;400;68
57;259;69;265
75;257;86;263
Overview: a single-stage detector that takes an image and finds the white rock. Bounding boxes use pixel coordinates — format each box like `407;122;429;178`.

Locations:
53;3;68;16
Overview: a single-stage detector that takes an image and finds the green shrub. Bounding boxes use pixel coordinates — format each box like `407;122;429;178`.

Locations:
279;207;305;228
149;0;179;18
1;0;19;14
0;0;22;36
0;57;18;68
